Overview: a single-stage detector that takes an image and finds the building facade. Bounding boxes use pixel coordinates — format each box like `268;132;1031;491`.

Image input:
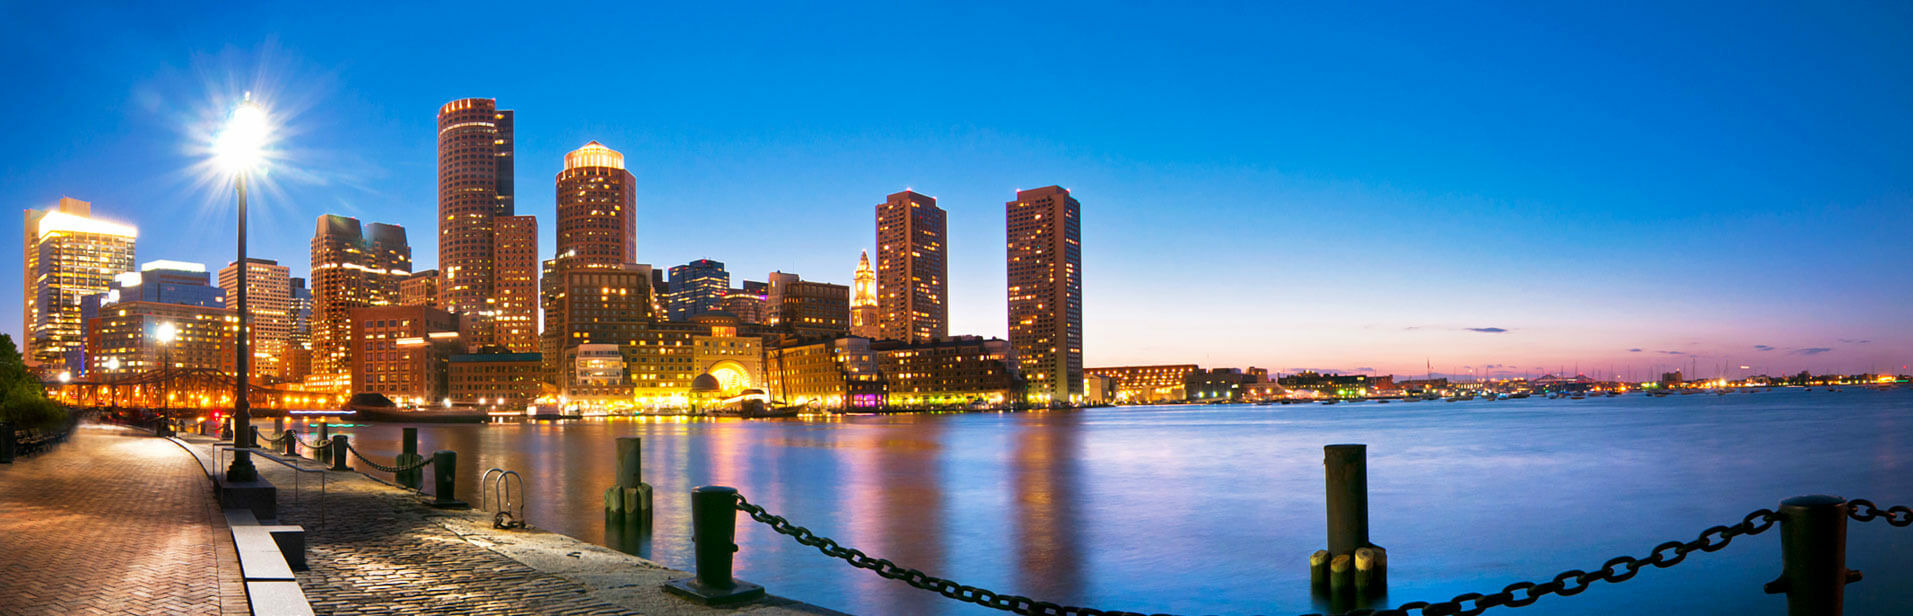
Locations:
24;197;137;373
876;190;947;342
85;301;237;381
668;259;729;322
493;215;539;353
765;336;884;411
310;215;411;391
218;258;292;380
554;141;634;267
1006;186;1083;405
349;305;460;406
539;264;658;383
436;97;515;349
1085;364;1199;403
399;270;439;307
768;272;849;339
872;336;1022;410
851;251;878;339
448;352;542;410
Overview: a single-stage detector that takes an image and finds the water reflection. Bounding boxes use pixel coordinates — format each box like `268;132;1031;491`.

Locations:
1014;414;1083;602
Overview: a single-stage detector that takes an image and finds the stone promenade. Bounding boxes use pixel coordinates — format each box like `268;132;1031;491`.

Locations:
0;425;247;616
178;434;844;616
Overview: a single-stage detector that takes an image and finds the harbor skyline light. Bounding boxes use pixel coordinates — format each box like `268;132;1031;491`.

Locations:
4;3;1910;378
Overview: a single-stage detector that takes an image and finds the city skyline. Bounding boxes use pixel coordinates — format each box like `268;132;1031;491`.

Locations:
4;4;1911;376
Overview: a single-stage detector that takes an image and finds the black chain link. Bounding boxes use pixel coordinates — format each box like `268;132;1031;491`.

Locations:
264;431;294;444
343;443;434;474
1848;499;1913;527
736;492;1780;616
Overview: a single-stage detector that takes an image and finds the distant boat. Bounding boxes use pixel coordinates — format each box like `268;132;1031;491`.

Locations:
1320;399;1339;405
345;393;487;423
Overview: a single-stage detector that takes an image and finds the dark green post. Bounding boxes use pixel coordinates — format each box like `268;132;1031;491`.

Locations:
330;435;349;471
1325;444;1369;555
606;437;653;522
397;427;421;489
664;486;765;605
429;450;468;508
282;429;297;456
1764;495;1862;616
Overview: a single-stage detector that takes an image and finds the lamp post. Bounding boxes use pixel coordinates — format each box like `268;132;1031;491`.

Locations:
213;95;270;482
155;322;176;416
104;357;122;408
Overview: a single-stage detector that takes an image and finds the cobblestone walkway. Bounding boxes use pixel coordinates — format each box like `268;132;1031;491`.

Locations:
0;425;245;616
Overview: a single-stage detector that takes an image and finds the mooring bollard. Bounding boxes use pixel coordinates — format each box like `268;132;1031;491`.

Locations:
429;450;468;508
1315;444;1387;597
283;428;298;456
664;486;765;605
330;435;350;471
396;427;422;489
316;422;331;462
605;437;654;523
248;425;260;449
1764;495;1861;616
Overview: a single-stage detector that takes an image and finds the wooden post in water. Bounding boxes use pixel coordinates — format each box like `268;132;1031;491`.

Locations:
1315;444;1387;598
605;437;652;524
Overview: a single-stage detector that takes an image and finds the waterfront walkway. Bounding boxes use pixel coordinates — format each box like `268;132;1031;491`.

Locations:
0;425;247;616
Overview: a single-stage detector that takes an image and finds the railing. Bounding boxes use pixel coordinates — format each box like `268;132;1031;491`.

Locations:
214;442;329;527
482;467;526;529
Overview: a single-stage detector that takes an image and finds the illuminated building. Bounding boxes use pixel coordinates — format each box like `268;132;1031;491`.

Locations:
872;336;1022;410
1085;364;1197;403
622;313;766;410
851;252;878;339
219;258;292;381
1184;368;1258;402
668;259;729;322
554;141;634;268
23;197;137;373
1006;186;1083;406
768;271;850;338
86;301;237;378
310;215;411;391
876;190;947;342
1084;374;1115;405
689;311;764;399
493;215;538;352
80;262;227;376
539;263;657;383
765;336;884;411
348;305;460;405
1277;371;1389;398
285;277;312;382
448;351;541;410
400;270;439;307
717;289;768;325
563;343;630;403
436;97;515;348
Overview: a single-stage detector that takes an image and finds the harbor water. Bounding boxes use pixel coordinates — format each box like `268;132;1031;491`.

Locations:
268;387;1913;615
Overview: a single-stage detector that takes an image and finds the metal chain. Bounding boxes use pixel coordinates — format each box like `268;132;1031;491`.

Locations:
296;435;331;450
1848;499;1913;527
343;443;434;474
737;493;1779;616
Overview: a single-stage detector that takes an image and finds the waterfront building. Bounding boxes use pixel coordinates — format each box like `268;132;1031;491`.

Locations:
851;252;878;339
1085;364;1197;403
1084;373;1115;405
765;336;884;411
872;336;1022;410
562;343;630;405
1006;186;1083;406
348;305;460;406
400;270;439;307
493;215;539;353
436;97;515;349
717;289;768;325
1277;371;1388;398
539;263;658;383
310;215;411;391
448;351;542;410
554;142;634;267
876;190;947;343
23;197;137;373
667;259;729;322
621;313;767;410
85;301;238;384
1184;368;1259;402
767;271;850;338
218;258;292;381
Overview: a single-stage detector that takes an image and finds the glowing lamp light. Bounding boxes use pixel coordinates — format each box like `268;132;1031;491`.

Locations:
155;322;178;344
213;96;271;174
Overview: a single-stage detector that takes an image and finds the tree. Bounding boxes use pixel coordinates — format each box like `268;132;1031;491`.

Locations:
0;334;66;430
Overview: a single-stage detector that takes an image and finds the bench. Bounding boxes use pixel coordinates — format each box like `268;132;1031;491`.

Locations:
244;581;316;616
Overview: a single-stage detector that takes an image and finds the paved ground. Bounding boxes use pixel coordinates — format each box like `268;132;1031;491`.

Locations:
179;435;842;616
0;425;247;616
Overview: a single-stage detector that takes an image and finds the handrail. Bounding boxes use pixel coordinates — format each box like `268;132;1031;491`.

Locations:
481;467;525;529
214;443;326;528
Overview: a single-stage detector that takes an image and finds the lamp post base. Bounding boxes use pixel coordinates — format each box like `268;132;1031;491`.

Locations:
225;449;259;482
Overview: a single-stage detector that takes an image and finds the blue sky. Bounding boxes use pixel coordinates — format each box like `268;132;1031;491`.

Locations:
4;2;1909;377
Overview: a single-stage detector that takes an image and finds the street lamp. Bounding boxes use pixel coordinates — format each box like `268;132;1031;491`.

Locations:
104;357;122;408
213;94;271;482
155;322;177;414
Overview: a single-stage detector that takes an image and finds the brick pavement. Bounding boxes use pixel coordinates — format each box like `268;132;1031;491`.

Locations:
0;425;246;616
206;436;839;616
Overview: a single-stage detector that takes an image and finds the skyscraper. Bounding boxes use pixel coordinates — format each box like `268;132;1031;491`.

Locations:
310;214;411;390
436;97;515;348
218;258;292;380
23;197;136;372
667;259;729;322
851;251;878;338
1006;186;1083;406
493;215;538;353
554;141;635;267
876;190;947;342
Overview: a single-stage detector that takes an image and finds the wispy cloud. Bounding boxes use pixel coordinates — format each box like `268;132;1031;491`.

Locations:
1466;327;1509;334
1791;347;1834;356
1657;350;1687;355
1840;339;1871;344
1628;348;1643;353
1754;345;1775;352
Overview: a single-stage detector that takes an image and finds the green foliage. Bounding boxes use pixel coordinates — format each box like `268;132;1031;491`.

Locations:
0;334;69;431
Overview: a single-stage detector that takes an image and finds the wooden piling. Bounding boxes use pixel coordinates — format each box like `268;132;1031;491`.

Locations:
1310;549;1331;588
1330;554;1353;595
